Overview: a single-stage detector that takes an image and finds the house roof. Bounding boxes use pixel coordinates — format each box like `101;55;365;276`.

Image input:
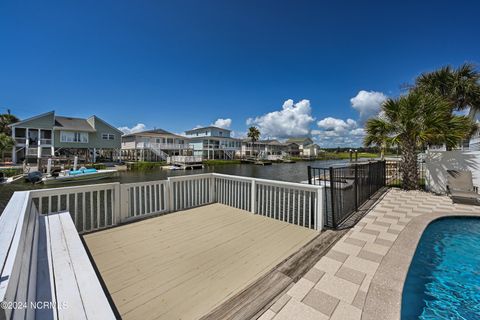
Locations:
242;138;281;145
122;129;186;139
285;137;313;144
8;111;55;127
185;126;231;134
54;116;96;132
305;143;321;148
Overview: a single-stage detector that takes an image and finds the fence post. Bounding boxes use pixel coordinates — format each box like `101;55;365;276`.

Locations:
250;179;256;214
118;183;128;223
307;166;312;184
329;166;336;228
354;164;358;211
316;187;324;231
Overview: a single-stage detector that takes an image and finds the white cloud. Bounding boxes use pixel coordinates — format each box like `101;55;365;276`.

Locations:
212;118;232;129
317;117;357;131
246;99;315;138
350;90;387;121
313;116;365;147
118;123;146;135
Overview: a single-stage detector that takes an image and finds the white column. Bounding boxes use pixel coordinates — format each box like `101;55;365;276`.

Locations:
37;129;41;159
12;146;17;164
51;146;55;156
93;148;97;162
25;128;29;148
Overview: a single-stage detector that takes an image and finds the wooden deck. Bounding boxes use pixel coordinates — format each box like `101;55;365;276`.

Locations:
84;203;318;320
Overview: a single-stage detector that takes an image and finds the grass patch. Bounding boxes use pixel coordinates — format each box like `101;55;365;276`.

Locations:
0;168;23;177
128;161;166;170
203;159;241;165
318;152;380;160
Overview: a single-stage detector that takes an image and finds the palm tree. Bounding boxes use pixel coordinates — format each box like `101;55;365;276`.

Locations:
0;110;19;135
415;63;480;112
0;133;15;162
364;92;475;190
247;126;260;158
364;120;389;160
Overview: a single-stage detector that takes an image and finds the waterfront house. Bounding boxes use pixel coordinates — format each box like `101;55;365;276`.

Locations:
9;111;122;164
285;137;316;157
185;126;241;159
240;139;300;158
302;143;321;157
240;139;284;157
468;108;480;150
121;129;191;161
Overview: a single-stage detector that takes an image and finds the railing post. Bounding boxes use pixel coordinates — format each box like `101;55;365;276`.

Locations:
316;187;324;231
250;179;256;213
307;165;312;184
118;183;128;223
209;174;215;203
167;178;174;212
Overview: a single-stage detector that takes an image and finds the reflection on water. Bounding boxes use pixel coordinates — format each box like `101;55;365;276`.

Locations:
0;159;350;213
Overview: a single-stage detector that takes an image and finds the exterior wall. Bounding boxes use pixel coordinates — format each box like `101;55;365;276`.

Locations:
53;127;121;149
425;150;480;194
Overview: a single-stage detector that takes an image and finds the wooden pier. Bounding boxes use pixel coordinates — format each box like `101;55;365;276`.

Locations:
168;155;204;169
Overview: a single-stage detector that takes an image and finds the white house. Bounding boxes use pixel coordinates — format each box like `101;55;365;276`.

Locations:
184;126;242;159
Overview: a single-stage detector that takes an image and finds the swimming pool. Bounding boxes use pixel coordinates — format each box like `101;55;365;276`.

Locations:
402;217;480;319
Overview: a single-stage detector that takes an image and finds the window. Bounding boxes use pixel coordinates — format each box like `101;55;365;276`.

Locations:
102;133;115;140
60;131;88;143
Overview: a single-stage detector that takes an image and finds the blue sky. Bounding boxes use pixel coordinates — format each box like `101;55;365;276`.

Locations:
0;0;479;146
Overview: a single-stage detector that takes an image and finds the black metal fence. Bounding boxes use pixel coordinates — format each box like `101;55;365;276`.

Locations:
308;161;387;229
385;160;426;189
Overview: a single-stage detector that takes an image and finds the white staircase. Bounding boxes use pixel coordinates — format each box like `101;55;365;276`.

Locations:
148;146;169;161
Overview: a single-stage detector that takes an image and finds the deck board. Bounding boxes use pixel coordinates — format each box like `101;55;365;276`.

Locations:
84;203;318;320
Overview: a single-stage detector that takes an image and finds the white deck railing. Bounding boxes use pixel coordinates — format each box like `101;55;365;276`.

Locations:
0;192;116;320
1;173;324;319
27;173;325;233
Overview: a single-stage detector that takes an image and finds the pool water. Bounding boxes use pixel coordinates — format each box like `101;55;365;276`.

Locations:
402;217;480;319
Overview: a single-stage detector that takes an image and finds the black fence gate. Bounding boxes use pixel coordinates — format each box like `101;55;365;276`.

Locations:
308;161;387;229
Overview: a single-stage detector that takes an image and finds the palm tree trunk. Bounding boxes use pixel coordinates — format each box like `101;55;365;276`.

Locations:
400;140;418;190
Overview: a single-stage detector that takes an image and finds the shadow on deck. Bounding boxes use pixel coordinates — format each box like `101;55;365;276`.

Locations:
84;204;325;320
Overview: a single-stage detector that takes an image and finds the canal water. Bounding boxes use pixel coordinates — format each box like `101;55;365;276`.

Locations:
0;159;351;213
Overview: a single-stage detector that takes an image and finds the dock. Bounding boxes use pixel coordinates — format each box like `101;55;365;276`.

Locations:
168;155;204;169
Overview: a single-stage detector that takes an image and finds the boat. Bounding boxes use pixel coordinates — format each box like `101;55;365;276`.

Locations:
161;165;183;170
283;159;296;163
0;173;25;184
301;177;354;189
42;167;118;184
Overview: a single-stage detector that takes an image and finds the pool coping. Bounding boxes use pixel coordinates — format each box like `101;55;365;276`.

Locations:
362;210;480;320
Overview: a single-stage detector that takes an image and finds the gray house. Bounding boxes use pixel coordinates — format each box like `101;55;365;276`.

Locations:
9;111;122;164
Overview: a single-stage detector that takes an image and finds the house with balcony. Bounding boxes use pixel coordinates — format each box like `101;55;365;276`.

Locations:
121;129;192;161
240;139;298;158
185;126;241;159
9;111;122;164
285;137;319;157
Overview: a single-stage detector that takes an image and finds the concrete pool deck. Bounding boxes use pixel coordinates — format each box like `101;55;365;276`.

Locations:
258;188;480;320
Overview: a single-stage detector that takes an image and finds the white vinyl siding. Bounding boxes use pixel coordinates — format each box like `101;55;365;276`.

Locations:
60;131;89;143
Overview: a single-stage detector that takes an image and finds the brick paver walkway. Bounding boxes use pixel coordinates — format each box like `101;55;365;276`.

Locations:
258;189;480;320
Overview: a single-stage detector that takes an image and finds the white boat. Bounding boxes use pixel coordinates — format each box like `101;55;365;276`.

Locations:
42;168;118;184
301;177;354;189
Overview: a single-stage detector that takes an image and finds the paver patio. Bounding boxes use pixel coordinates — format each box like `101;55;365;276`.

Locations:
258;188;480;320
